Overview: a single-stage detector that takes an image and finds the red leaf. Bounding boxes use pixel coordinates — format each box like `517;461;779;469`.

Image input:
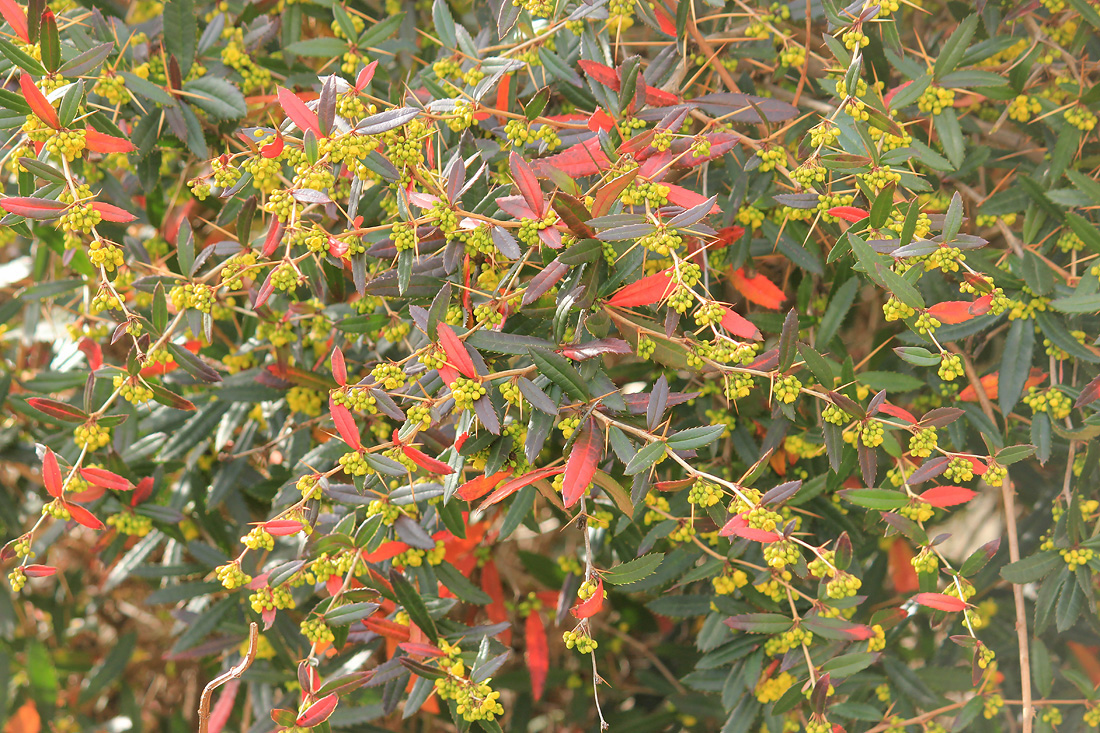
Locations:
652;3;676;34
719;306;762;341
67;503;104;530
262;607;277;630
296;694;339;727
958;368;1046;403
588;109;615;133
132;476;154;506
363;616;411;641
509;151;546;218
526;611;549;700
401;446;455;475
277;87;321;137
361;540;409;563
884;80;912;110
42;448;62;498
1;196;67;219
263;519;304;536
455;469;513;502
20;74;60;129
480;560;510;642
877;404;917;423
23;564;56;577
643;83;681;107
479;466;566;509
79;467;132;491
718;513;780;543
261;133;284;159
592;170;637;218
92;202;137;222
888;539;919;594
731;268;786;310
1076;373;1100;409
28;397;87;423
571;577;604;618
913;592;967;612
331;346;347;386
398;642;446;657
84;128;135;153
534;138;610;177
605;269;675;308
436;324;477;378
927;301;976;325
562;420;600;508
969;293;993;317
577;60;621;90
663;184;717;212
919;486;976;508
330;399;362;450
559;338;632;361
0;0;29;42
827;206;869;223
77;337;103;370
67;485;106;503
355;61;378;92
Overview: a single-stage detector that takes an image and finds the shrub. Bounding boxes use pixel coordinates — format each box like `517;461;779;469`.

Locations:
1;0;1099;730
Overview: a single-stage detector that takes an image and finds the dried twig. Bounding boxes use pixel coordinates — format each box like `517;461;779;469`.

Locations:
198;622;259;733
954;350;1033;733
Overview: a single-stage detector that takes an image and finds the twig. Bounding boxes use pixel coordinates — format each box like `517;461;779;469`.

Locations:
955;351;1033;733
198;622;259;733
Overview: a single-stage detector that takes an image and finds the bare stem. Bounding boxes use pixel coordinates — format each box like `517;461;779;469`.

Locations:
198;622;259;733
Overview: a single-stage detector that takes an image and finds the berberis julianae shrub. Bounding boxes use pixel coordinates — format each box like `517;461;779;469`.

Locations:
2;0;1100;728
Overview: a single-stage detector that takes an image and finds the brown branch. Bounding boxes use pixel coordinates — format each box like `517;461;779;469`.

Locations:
198;622;259;733
954;350;1033;733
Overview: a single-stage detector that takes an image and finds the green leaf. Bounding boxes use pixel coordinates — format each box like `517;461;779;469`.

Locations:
389;568;438;643
357;12;405;50
284;37;351;57
527;347;588;402
0;38;47;74
1050;293;1100;314
960;539;1000;577
666;425;726;450
163;0;197;76
934;109;964;169
1066;213;1100;255
120;72;176;105
434;561;492;604
999;318;1035;415
1000;551;1060;584
1068;0;1100;30
838;489;908;510
816;278;858;347
603;553;665;585
996;444;1035;465
624;440;666;475
1057;575;1084;631
182;77;246;119
725;613;792;634
79;632;137;703
874;262;924;310
39;10;60;74
797;343;834;388
1036;311;1099;363
27;641;59;704
933;14;978;78
431;0;456;48
325;601;382;626
1066;170;1100;207
820;652;876;679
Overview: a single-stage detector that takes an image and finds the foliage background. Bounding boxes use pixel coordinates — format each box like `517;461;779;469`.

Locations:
0;0;1099;731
